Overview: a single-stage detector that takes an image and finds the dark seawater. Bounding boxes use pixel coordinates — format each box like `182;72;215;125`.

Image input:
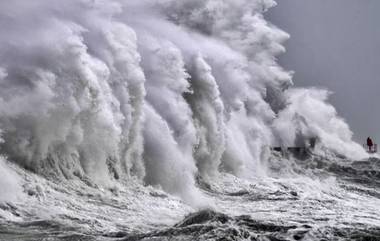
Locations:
1;155;380;241
119;158;380;241
0;1;376;240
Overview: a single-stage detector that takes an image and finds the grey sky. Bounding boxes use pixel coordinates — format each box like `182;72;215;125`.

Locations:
266;0;380;146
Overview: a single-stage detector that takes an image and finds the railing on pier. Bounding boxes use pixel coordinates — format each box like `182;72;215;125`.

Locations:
270;146;311;160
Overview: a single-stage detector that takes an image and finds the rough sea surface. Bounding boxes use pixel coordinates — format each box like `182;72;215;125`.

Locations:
1;153;379;241
0;1;378;240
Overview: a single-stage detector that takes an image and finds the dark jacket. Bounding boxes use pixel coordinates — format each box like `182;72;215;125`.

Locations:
367;138;373;147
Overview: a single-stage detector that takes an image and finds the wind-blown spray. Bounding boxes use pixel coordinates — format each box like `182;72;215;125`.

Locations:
0;0;367;202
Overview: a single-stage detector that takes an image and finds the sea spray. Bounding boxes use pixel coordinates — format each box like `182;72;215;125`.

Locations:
0;0;367;203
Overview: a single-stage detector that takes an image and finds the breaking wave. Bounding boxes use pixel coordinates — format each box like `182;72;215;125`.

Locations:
0;1;378;240
0;0;367;202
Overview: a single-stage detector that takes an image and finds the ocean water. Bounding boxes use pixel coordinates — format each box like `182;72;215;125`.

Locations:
1;153;379;241
0;1;378;240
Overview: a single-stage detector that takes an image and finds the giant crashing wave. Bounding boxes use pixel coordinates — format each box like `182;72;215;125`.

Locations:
0;0;369;203
0;0;370;216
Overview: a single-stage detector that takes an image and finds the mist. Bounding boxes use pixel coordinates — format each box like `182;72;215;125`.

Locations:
0;0;368;203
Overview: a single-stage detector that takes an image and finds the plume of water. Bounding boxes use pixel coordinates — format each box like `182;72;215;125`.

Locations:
0;0;367;203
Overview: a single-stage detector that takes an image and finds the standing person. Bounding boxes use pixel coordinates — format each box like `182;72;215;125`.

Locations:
367;137;374;152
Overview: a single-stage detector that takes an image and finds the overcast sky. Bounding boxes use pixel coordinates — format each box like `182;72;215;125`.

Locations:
266;0;380;145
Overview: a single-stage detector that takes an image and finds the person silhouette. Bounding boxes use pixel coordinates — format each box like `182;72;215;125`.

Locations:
367;137;374;152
